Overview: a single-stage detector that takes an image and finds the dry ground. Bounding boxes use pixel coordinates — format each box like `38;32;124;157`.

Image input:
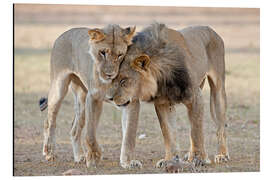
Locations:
14;4;260;176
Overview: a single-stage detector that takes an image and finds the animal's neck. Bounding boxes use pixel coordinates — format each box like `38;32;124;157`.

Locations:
138;68;158;102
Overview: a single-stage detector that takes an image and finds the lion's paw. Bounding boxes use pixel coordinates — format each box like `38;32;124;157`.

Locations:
155;159;166;168
85;151;101;168
184;152;211;167
74;155;86;164
130;160;142;169
214;154;230;164
121;160;142;169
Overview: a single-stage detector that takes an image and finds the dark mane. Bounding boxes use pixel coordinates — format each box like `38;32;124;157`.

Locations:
156;43;192;103
132;23;167;57
133;23;192;103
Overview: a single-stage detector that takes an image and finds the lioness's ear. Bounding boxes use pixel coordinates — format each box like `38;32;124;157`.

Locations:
130;54;151;72
88;29;106;42
124;26;136;45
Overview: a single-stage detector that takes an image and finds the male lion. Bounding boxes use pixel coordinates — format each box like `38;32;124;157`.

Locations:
107;23;229;167
41;24;137;168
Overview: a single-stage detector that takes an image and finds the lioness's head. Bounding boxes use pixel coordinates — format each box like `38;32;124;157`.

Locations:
88;24;136;83
107;52;158;107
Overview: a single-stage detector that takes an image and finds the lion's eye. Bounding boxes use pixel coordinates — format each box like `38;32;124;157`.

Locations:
120;78;127;87
118;54;123;59
99;50;106;58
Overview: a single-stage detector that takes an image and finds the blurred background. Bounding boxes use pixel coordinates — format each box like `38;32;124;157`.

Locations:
14;4;259;176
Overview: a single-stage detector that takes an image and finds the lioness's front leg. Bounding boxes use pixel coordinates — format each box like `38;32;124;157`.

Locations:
154;102;179;168
183;88;211;166
84;92;103;168
120;100;142;169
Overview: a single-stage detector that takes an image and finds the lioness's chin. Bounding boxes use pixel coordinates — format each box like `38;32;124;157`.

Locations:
99;76;112;84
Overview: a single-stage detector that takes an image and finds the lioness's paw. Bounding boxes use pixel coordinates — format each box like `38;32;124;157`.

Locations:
214;154;230;164
121;160;142;169
43;144;56;161
183;152;211;167
155;159;166;168
85;151;101;168
45;154;57;161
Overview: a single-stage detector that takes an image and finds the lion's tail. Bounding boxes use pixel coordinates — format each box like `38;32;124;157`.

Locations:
39;97;48;111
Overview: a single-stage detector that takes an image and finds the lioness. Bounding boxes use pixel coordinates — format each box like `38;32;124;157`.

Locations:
107;23;229;167
41;24;136;168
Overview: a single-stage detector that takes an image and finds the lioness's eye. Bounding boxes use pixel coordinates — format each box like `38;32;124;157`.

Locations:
120;78;127;87
99;50;106;58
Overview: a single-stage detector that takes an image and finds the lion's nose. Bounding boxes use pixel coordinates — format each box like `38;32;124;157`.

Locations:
105;72;114;79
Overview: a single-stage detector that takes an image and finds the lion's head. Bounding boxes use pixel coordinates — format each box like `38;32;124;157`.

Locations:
107;23;192;107
107;52;158;107
88;24;136;83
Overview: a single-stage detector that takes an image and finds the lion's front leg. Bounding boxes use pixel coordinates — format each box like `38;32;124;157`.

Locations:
183;88;211;166
84;92;103;168
120;100;142;169
154;102;180;168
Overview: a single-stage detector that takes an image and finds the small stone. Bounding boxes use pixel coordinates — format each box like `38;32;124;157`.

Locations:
138;134;146;140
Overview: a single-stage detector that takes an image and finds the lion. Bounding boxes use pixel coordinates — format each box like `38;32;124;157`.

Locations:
41;24;137;168
107;23;229;168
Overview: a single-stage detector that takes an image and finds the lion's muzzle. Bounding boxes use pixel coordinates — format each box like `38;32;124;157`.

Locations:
116;100;130;107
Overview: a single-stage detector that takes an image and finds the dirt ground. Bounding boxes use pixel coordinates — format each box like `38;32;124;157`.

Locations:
14;4;260;176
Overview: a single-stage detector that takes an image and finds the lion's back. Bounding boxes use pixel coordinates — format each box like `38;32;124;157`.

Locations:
179;26;224;67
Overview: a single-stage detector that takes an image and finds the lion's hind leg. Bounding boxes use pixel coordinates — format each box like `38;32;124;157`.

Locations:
183;88;211;166
207;75;229;163
206;29;229;163
43;72;71;161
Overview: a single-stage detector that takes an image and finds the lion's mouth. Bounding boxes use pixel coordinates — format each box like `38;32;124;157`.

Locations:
117;100;130;107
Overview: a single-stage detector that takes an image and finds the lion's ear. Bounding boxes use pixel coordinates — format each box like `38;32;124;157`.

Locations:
88;28;106;42
124;26;136;45
130;54;151;72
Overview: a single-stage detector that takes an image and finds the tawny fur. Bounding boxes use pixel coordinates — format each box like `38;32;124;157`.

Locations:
108;23;229;167
41;24;137;168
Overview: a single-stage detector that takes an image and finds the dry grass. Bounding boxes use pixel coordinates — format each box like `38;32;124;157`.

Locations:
14;4;260;176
